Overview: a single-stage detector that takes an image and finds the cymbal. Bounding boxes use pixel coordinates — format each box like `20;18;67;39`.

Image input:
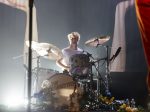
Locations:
85;36;110;47
26;41;63;60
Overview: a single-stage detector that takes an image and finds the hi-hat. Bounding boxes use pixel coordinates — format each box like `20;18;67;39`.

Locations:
26;41;63;60
85;35;110;47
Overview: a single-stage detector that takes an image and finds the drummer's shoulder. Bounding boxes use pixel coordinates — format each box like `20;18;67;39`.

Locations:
62;47;70;52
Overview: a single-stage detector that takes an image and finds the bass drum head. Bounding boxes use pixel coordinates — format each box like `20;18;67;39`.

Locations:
41;73;83;109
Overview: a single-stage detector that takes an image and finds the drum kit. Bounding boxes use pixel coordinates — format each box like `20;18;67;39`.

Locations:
26;35;119;111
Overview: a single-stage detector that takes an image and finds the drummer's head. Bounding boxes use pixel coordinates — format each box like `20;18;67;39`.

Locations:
67;32;80;44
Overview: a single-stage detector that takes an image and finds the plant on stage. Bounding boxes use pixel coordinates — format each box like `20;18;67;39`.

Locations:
118;103;138;112
99;95;145;112
118;104;144;112
99;95;115;105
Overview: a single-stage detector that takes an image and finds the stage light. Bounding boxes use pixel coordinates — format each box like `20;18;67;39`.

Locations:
4;96;24;108
3;91;25;108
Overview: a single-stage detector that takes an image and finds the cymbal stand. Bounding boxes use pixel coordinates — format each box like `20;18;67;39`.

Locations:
32;56;41;94
104;45;111;96
87;62;96;109
83;52;97;109
92;61;105;97
94;45;111;96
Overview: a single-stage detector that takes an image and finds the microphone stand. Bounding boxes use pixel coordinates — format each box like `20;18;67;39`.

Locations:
27;0;34;112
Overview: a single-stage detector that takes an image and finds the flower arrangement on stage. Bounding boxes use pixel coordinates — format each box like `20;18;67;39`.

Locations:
118;103;138;112
99;95;145;112
99;95;115;105
118;103;144;112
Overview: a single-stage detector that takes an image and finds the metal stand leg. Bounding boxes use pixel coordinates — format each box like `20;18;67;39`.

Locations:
105;46;111;96
33;56;40;94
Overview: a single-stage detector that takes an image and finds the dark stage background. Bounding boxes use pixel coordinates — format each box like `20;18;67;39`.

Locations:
0;0;148;108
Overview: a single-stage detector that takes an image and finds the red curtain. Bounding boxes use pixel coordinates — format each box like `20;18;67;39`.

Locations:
135;0;150;93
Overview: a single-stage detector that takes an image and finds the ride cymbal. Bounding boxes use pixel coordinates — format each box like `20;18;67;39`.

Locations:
85;35;110;47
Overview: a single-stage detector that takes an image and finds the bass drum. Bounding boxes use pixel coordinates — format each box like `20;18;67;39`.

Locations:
41;73;83;109
32;67;59;94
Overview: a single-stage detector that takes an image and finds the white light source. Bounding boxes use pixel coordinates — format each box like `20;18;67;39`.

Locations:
4;90;25;108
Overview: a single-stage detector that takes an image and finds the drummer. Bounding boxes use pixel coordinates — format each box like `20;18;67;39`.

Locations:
56;32;83;72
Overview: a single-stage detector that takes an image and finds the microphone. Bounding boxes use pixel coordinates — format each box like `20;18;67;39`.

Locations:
114;47;121;58
109;47;121;61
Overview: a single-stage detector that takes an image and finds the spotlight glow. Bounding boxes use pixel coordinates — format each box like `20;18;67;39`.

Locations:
4;91;25;108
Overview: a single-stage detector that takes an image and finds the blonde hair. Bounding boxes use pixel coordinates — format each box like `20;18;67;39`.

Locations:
67;32;80;43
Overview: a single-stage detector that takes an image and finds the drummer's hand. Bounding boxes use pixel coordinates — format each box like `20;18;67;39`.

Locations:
56;58;70;71
63;69;69;74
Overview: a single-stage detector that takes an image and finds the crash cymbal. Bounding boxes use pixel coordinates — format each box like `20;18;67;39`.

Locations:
85;35;110;47
39;42;63;60
26;41;63;60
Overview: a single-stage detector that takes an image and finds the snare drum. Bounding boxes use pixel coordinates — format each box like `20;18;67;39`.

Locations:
41;73;83;109
69;54;90;78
